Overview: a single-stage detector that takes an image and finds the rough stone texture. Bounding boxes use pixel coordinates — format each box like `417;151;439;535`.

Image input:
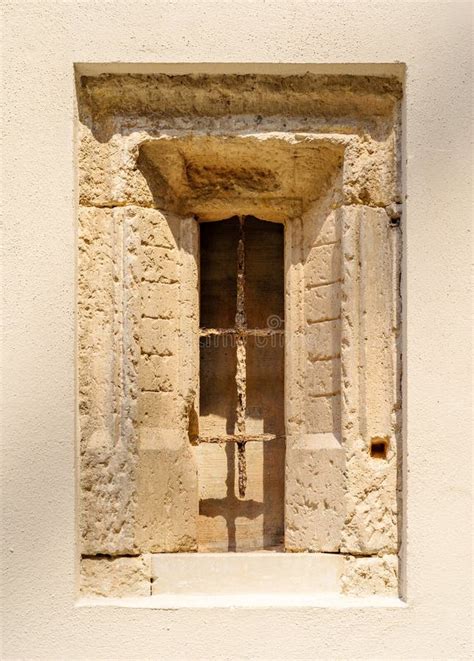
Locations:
80;555;151;597
341;555;399;596
306;283;341;322
80;73;402;123
78;74;401;214
343;133;401;208
79;206;141;555
79;205;200;555
138;135;344;220
340;205;400;555
136;213;199;552
78;122;154;208
284;188;346;552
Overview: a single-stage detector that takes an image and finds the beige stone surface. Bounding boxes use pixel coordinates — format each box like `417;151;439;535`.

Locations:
286;434;345;552
342;132;401;207
284;193;345;551
81;73;402;122
302;204;342;247
151;552;344;595
140;318;180;357
304;242;342;287
139;354;175;391
136;430;198;552
141;282;179;318
79;204;201;555
341;554;398;596
306;283;341;323
135;212;199;552
79;206;141;555
78;123;153;207
305;357;341;396
137;134;344;220
340;205;399;555
80;555;151;597
306;319;341;361
78;74;401;216
305;393;341;434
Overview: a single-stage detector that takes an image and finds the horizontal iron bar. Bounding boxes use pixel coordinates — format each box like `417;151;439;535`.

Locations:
193;433;278;444
199;328;284;336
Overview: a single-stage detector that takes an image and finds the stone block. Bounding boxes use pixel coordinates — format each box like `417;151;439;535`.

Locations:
138;208;179;249
342;134;401;207
306;282;341;323
341;554;398;596
138;390;181;428
78;123;153;207
140;318;179;356
341;439;398;554
80;431;138;555
304;393;341;434
285;433;345;552
141;281;179;319
141;246;179;284
136;429;198;552
305;358;341;397
302;207;341;247
305;243;341;287
78;206;141;556
80;555;151;598
340;205;399;554
139;354;175;392
306;319;341;361
151;552;344;595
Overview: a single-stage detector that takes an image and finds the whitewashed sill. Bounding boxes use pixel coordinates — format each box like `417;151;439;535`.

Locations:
76;594;405;610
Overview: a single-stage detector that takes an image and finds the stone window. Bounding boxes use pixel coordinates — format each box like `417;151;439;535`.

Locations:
78;73;402;601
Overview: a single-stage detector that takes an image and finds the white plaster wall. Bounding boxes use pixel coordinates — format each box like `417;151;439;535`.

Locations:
1;1;472;658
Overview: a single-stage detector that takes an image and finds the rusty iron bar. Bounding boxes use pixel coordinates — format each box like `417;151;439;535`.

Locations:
235;216;248;498
193;433;277;445
237;441;247;499
235;216;246;333
199;327;283;337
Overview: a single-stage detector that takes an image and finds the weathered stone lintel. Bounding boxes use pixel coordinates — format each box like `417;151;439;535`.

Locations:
79;124;399;213
80;73;402;122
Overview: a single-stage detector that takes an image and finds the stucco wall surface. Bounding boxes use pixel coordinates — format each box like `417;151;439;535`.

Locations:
1;1;472;659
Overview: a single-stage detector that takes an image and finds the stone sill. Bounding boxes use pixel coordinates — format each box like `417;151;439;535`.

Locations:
79;552;403;608
77;594;405;610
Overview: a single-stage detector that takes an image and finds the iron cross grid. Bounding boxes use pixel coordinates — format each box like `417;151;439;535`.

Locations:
194;216;284;498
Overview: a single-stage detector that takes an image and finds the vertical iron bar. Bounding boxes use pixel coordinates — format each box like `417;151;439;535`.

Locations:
235;216;247;497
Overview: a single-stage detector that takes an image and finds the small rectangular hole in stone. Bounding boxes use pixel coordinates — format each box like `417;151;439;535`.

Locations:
370;438;389;459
